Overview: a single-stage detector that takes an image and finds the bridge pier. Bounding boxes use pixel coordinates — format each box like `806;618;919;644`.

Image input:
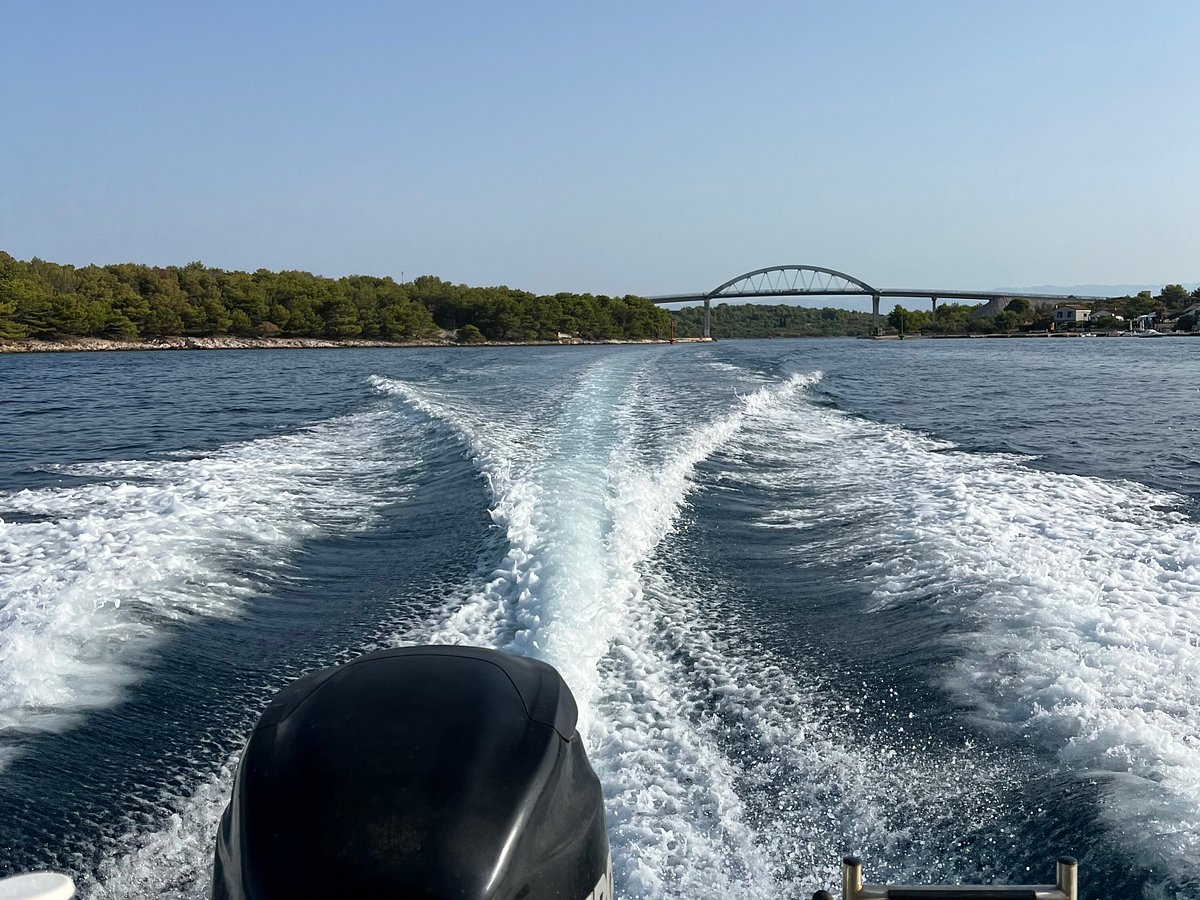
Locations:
872;294;880;335
931;296;938;323
704;296;711;340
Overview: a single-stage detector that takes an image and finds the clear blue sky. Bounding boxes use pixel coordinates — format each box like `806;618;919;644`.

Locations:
2;1;1196;296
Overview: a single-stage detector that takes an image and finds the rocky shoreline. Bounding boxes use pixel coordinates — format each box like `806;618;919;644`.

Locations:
0;335;686;354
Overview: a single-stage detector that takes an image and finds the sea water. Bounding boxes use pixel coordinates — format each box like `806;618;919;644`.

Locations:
0;339;1197;899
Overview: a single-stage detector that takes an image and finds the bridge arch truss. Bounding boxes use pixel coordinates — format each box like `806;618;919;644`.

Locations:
649;264;1113;339
710;265;877;300
698;264;881;339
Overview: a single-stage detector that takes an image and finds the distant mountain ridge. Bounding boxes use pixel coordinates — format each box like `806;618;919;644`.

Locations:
999;282;1200;297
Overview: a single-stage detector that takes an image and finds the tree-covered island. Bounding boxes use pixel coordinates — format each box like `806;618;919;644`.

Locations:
2;252;1196;347
0;252;671;346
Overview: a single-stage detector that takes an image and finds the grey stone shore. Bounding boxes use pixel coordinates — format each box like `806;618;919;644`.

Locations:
0;335;684;353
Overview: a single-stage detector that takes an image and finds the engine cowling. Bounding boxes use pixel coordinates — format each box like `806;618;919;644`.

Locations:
212;645;611;900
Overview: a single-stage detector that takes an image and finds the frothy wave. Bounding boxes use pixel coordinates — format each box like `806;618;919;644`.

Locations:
81;359;1184;900
371;369;819;712
373;368;1022;897
730;389;1200;882
0;410;410;761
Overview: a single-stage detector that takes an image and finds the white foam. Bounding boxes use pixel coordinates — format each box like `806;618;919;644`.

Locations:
706;362;744;373
729;388;1200;881
375;367;1019;897
84;757;237;900
596;571;1024;895
373;370;817;719
87;364;1080;899
0;410;411;761
369;371;806;890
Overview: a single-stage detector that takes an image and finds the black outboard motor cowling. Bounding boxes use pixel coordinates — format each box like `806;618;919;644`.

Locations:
212;646;611;900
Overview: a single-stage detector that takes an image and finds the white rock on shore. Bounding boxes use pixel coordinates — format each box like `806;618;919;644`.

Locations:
0;335;681;353
0;336;450;353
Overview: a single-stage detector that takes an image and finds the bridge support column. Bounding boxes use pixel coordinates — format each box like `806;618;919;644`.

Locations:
704;296;711;340
872;294;880;335
931;296;938;323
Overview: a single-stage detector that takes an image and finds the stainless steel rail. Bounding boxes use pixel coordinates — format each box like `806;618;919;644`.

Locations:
811;856;1078;900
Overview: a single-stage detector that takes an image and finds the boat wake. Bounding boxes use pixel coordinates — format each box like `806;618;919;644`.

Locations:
71;356;1200;900
0;409;412;770
371;364;1025;898
725;386;1200;891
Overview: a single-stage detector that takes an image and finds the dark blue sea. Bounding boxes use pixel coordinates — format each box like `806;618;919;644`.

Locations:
1;339;1198;899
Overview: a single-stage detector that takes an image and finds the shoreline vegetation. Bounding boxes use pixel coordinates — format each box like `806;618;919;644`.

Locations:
0;252;673;347
682;284;1200;339
2;251;1196;351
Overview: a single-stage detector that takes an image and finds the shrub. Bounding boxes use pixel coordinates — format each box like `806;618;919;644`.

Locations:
456;324;486;344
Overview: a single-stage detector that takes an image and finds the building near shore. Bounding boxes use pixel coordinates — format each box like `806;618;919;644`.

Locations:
1053;305;1091;326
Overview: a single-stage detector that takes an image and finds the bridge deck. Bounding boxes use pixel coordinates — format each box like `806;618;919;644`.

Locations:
649;289;1113;305
649;264;1123;339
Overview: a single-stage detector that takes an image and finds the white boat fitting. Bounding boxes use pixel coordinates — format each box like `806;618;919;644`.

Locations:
0;873;75;900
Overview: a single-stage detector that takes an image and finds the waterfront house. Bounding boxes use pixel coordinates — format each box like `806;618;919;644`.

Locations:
1053;305;1091;326
1089;309;1124;322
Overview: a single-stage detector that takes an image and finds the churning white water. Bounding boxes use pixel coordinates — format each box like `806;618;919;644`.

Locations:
0;410;411;767
727;385;1200;881
7;342;1198;900
370;369;1031;897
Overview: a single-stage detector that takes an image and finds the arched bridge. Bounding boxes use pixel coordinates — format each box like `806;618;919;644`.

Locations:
649;265;1114;338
